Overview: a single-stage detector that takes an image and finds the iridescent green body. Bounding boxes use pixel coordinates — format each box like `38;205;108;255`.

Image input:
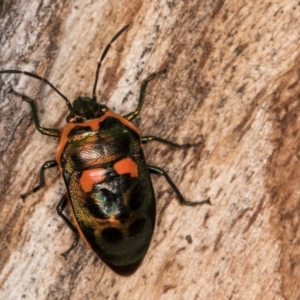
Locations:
58;112;156;269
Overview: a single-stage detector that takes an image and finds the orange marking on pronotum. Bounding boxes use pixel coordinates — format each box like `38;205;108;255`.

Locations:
56;111;140;170
114;157;138;177
80;168;106;192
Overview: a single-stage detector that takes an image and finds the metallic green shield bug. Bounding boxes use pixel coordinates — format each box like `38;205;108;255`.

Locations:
0;25;210;275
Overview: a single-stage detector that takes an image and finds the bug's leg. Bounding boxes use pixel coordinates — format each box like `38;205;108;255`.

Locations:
141;135;203;149
56;193;80;258
8;87;60;137
123;69;167;122
21;160;58;200
147;165;211;206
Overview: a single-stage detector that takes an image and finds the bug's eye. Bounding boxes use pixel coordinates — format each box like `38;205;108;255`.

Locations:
66;114;85;123
68;126;92;136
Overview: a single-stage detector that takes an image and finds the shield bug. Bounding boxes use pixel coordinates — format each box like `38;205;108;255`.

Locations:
0;25;210;275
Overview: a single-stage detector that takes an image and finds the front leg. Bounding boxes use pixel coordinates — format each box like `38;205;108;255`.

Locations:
8;87;60;137
123;70;167;122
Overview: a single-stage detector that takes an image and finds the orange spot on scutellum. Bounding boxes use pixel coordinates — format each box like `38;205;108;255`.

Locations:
114;157;138;177
79;158;138;192
109;216;118;223
80;168;106;192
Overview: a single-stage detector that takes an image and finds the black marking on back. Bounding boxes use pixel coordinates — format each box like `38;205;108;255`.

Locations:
128;181;144;211
102;227;123;244
128;218;146;237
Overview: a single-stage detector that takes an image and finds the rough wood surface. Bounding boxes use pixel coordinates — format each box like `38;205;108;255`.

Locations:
1;1;300;299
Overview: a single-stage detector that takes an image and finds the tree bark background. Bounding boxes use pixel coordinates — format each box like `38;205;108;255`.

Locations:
1;1;300;299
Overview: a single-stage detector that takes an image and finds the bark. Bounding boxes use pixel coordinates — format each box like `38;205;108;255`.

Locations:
1;1;300;299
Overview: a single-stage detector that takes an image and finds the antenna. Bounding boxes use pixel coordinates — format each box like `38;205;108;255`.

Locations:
0;70;73;111
92;24;130;101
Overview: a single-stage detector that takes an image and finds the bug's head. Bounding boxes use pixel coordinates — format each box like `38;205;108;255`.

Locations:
66;97;108;123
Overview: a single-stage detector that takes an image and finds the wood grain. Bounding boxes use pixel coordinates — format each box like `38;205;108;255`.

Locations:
1;1;300;299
